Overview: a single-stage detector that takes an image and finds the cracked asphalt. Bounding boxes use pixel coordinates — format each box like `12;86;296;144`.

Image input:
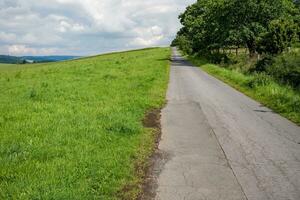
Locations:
154;48;300;200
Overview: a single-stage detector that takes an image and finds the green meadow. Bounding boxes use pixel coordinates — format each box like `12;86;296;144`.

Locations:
0;63;19;70
0;48;170;199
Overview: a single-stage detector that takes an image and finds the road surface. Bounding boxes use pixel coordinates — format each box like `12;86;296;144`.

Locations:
154;48;300;200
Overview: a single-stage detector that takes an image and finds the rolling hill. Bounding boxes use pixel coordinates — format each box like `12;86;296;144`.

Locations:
0;55;23;64
0;48;170;199
0;55;80;64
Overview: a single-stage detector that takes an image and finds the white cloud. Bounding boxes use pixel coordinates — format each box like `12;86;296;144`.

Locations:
131;35;164;47
7;45;57;55
58;20;85;33
0;32;16;42
151;26;163;36
0;0;196;55
129;26;165;47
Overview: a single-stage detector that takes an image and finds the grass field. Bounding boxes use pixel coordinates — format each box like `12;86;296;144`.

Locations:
0;63;19;70
188;55;300;125
0;48;170;199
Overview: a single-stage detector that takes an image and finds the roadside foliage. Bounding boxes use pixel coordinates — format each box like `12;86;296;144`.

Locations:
173;0;300;124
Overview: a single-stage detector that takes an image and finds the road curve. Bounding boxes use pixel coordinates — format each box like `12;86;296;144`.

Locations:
155;48;300;200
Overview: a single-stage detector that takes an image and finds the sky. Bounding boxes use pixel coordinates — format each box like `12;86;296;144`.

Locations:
0;0;195;56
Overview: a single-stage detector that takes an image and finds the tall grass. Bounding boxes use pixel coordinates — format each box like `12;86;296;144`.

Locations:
0;48;170;199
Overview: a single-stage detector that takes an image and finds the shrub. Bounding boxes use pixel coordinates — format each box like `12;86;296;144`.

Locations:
267;51;300;88
257;18;298;55
252;55;274;72
204;52;230;64
176;35;193;54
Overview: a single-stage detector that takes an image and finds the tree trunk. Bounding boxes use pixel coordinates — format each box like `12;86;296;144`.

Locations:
247;40;256;58
248;47;256;58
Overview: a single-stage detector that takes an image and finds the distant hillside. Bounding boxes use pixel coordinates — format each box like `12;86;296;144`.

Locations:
22;56;81;63
0;55;80;64
0;55;23;64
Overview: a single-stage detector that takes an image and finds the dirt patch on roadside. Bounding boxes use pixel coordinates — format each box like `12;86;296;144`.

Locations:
118;108;170;200
139;150;169;200
139;108;170;200
143;109;161;129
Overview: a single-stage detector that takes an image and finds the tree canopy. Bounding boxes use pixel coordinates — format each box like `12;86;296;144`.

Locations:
173;0;300;56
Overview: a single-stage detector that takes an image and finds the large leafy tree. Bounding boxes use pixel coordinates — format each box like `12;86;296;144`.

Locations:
174;0;299;56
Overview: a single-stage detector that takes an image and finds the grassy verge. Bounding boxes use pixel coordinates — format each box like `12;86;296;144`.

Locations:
187;55;300;125
0;48;170;199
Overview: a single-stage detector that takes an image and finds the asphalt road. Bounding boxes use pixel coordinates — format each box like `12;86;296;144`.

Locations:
155;48;300;200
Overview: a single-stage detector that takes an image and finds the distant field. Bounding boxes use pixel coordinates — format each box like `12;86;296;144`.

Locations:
0;63;18;70
0;48;170;199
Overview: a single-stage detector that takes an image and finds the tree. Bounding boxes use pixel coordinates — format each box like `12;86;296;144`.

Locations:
174;0;299;56
257;18;299;55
